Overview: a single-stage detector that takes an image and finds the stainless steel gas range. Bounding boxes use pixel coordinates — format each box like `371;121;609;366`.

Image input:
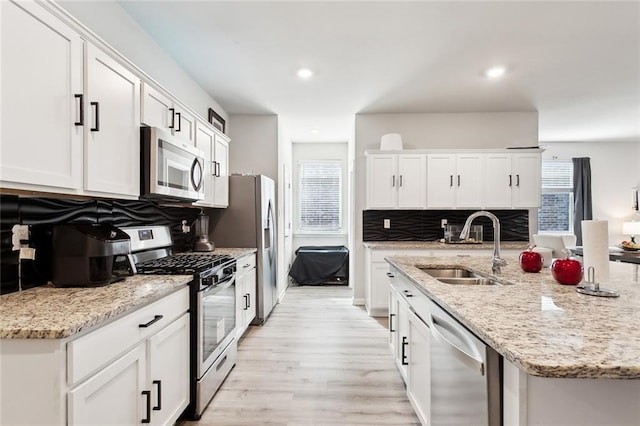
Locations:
120;226;237;420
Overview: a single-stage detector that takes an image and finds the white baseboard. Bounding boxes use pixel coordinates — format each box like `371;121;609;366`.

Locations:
352;297;365;306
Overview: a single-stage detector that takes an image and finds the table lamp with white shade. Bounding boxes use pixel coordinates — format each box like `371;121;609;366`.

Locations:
622;221;640;243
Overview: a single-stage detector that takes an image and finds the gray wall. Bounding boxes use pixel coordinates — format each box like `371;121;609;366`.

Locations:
353;112;539;304
58;1;226;121
227;114;279;181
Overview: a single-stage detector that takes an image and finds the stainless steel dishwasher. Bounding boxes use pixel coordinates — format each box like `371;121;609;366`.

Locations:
429;302;502;426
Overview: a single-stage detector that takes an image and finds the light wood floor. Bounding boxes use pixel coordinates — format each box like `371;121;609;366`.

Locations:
181;285;419;425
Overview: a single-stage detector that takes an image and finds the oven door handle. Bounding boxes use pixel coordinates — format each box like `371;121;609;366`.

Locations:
201;275;236;295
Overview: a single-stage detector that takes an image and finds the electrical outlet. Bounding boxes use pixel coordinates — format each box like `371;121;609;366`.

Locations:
441;219;448;228
384;219;391;229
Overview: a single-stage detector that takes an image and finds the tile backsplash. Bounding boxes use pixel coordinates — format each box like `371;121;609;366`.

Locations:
363;209;529;242
0;195;200;293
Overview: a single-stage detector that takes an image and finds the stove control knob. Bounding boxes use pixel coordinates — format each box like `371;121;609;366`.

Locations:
202;276;214;287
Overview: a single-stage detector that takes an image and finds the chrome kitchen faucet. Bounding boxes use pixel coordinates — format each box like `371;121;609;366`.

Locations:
460;211;507;274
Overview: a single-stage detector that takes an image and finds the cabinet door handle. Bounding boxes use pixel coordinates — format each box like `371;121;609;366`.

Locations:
169;108;175;129
386;272;395;278
175;112;182;132
450;175;453;187
90;101;100;132
399;175;403;187
243;263;252;268
141;390;151;423
215;161;221;177
509;174;512;187
457;174;461;187
401;336;409;365
243;294;248;310
246;293;251;308
392;175;396;187
74;94;84;126
516;174;520;187
152;380;162;411
139;315;163;328
389;313;395;332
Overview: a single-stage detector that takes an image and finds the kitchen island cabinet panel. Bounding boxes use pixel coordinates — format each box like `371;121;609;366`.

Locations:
1;0;83;192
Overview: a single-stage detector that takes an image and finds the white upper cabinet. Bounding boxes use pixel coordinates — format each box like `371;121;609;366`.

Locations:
1;0;83;191
141;83;196;146
484;152;541;208
194;121;229;208
367;149;541;210
484;153;513;208
512;153;541;207
426;153;483;208
366;153;426;209
84;44;140;197
213;133;230;207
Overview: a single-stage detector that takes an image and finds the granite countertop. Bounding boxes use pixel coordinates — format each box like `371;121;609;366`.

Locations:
386;255;640;379
364;240;529;250
0;248;256;340
0;275;191;339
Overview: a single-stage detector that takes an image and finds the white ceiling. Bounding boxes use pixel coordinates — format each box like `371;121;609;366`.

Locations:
118;1;640;143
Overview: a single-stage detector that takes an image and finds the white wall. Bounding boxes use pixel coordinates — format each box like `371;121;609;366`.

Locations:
542;141;640;245
57;0;226;120
353;112;539;305
227;115;279;180
291;142;349;252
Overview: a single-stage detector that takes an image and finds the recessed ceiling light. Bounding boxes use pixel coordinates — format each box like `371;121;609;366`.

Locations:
310;129;320;134
297;68;314;79
485;66;506;79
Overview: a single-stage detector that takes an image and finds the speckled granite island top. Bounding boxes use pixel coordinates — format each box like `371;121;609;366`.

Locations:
386;255;640;379
364;241;528;250
0;275;191;339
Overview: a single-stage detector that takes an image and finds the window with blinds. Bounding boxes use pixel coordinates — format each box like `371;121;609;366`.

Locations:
538;160;574;233
297;160;343;233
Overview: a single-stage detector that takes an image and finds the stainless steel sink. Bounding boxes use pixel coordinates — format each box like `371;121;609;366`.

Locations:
419;267;502;286
420;268;478;278
437;277;498;286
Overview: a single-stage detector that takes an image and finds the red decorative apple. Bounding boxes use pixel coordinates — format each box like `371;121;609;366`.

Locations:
519;247;544;273
551;253;583;285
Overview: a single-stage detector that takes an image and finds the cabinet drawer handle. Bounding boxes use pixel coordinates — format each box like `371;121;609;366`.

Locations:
139;315;163;328
243;263;251;268
389;313;395;332
509;174;512;187
90;101;100;132
74;94;84;126
516;174;520;187
169;108;175;129
401;336;409;365
386;272;395;278
141;390;151;423
175;112;182;132
152;380;162;411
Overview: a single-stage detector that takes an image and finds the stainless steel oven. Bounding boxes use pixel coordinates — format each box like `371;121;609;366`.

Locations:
141;126;205;202
195;266;237;417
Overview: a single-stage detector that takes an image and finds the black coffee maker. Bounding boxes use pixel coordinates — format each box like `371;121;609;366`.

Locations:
52;224;131;287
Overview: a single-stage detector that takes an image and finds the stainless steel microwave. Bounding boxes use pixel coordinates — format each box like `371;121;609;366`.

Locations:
141;127;205;202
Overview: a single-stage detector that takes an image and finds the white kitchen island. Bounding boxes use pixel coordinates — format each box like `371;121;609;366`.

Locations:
386;255;640;426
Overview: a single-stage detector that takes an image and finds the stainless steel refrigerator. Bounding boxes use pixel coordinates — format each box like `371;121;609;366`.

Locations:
211;175;277;325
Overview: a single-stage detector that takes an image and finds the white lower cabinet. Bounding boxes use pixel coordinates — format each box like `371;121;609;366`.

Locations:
0;287;189;425
68;343;146;425
236;253;257;337
407;306;431;426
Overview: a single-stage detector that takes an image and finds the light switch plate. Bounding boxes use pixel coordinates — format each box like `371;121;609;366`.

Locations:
384;219;391;229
